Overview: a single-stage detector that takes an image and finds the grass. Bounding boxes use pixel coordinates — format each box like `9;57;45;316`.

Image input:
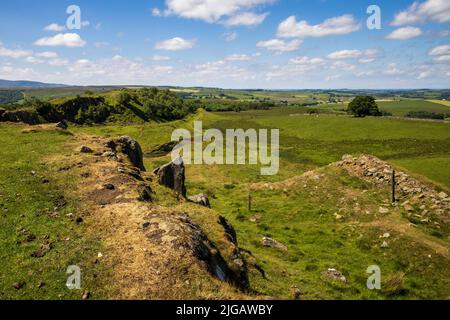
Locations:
2;105;449;300
0;124;109;299
72;108;449;299
377;100;450;117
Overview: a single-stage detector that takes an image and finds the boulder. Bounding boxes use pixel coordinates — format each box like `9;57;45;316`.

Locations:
106;136;145;171
0;108;5;118
188;193;211;208
153;158;186;197
261;237;288;251
55;121;68;130
79;146;93;153
323;268;347;283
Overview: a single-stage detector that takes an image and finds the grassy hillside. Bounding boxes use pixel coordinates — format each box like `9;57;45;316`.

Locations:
70;108;450;299
1;104;449;300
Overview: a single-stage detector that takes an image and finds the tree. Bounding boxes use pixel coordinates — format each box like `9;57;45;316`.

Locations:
347;96;381;117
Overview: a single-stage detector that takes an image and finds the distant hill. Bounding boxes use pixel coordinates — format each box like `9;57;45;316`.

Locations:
0;79;67;88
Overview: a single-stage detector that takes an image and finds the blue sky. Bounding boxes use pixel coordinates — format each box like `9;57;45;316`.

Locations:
0;0;449;88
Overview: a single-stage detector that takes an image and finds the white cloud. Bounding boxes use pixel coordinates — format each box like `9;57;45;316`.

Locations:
327;49;362;60
277;14;360;38
224;12;269;26
392;0;450;26
44;23;66;32
256;39;302;53
161;0;274;24
155;37;196;51
429;44;450;55
34;33;86;47
331;61;356;70
0;45;32;59
152;8;163;17
224;31;238;42
152;55;171;61
48;58;69;67
289;56;325;65
386;27;422;40
434;55;450;62
384;63;403;75
35;51;58;59
417;71;430;79
225;54;253;61
26;56;44;64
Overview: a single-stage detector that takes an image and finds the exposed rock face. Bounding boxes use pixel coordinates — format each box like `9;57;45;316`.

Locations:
106;136;146;171
55;121;68;130
146;141;179;157
143;213;249;289
188;193;211;208
153;158;186;197
261;237;288;251
0;109;40;125
0;108;5;118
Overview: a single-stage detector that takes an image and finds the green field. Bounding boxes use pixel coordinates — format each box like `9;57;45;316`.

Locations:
377;100;450;117
1;104;450;300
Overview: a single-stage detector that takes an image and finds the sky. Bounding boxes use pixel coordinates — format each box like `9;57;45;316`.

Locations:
0;0;449;89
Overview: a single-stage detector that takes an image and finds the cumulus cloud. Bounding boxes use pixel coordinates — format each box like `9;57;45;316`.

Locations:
256;39;302;53
35;51;58;59
327;49;362;60
224;31;238;42
386;27;422;40
434;55;450;62
277;15;360;38
155;37;196;51
0;45;32;59
392;0;450;26
224;12;269;26
384;63;403;75
289;56;325;65
152;55;171;61
429;44;450;55
44;23;66;32
34;33;86;47
225;54;253;61
159;0;274;25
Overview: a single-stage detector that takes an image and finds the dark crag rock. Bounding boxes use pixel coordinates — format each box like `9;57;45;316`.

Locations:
106;136;146;171
153;158;187;198
143;213;249;290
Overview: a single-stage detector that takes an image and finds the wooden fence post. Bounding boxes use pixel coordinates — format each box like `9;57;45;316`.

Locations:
248;192;252;212
392;170;396;203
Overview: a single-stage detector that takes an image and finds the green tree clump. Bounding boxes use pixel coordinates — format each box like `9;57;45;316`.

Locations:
347;96;381;117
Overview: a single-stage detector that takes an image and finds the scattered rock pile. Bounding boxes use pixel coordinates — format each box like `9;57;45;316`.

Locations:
337;154;449;227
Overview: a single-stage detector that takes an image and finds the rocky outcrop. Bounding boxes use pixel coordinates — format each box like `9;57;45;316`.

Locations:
0;108;5;118
188;193;211;208
146;141;179;157
0;109;40;125
153;158;187;197
55;121;68;130
143;213;248;289
105;136;146;171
